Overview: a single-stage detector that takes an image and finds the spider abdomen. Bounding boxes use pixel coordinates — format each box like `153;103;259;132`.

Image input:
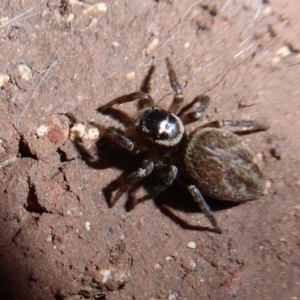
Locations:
184;127;264;201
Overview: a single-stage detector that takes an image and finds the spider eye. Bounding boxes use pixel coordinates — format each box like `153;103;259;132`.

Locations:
138;108;184;147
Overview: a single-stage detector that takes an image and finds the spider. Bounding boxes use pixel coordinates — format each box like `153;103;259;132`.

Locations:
87;58;268;233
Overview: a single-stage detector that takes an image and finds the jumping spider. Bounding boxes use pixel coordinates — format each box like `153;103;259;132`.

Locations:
87;58;268;233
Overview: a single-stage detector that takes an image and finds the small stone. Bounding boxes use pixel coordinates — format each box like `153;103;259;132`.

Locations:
85;2;107;14
100;269;111;283
87;127;100;140
265;180;271;189
263;5;273;16
271;56;281;64
184;42;190;49
189;259;196;269
112;41;120;48
93;2;107;12
66;12;75;23
154;263;162;269
18;64;32;81
85;221;91;231
70;123;86;141
125;71;135;82
276;46;291;57
45;236;52;242
37;125;48;137
0;74;10;88
145;37;159;55
187;241;197;249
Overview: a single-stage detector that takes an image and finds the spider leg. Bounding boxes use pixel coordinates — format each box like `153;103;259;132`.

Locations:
187;184;222;233
166;57;184;115
98;92;154;113
97;105;136;129
141;65;155;94
110;160;154;207
179;95;210;125
89;121;141;154
201;119;269;133
128;164;178;210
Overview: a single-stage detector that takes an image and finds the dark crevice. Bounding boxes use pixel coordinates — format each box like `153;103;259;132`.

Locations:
57;148;68;162
25;179;47;214
18;136;37;160
27;273;38;283
54;292;65;300
12;228;22;246
58;167;71;192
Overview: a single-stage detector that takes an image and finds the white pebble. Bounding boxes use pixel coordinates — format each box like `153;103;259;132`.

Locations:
276;46;291;57
187;241;197;249
145;37;159;55
66;12;75;23
263;5;273;16
271;56;281;64
36;125;48;137
87;127;100;140
94;2;107;12
189;259;196;268
70;123;86;141
184;42;190;49
85;221;91;231
112;41;120;48
0;74;10;88
85;2;107;13
100;269;111;283
18;64;32;81
125;71;135;81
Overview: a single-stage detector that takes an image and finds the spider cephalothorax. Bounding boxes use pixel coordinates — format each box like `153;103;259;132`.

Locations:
136;107;186;157
85;57;268;233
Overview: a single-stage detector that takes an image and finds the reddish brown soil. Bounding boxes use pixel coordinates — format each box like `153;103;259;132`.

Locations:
0;1;299;299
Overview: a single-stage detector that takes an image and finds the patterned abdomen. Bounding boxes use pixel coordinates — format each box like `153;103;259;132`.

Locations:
184;128;264;201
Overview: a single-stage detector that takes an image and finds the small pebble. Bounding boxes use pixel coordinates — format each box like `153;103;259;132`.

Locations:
263;5;273;16
87;127;100;140
0;74;10;88
66;12;75;23
154;263;162;269
85;2;107;13
112;41;120;48
187;241;197;249
265;179;272;189
18;64;32;81
85;221;91;231
100;269;111;283
93;2;107;12
276;46;291;57
36;125;48;137
189;259;196;269
184;42;190;49
70;123;86;141
271;56;281;64
145;37;159;55
125;71;135;81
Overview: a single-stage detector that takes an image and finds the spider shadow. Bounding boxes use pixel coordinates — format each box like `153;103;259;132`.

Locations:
73;136;241;233
136;173;241;233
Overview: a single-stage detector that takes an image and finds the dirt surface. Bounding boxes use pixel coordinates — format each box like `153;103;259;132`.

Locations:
0;0;300;299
